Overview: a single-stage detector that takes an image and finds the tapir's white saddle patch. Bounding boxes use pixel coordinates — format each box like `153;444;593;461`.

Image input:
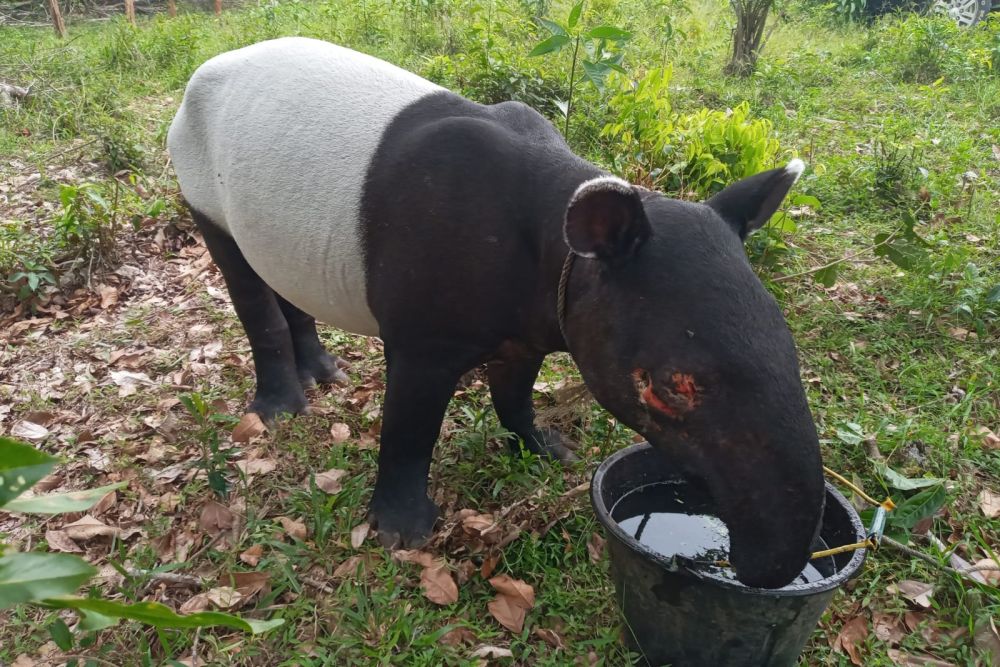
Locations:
168;37;443;336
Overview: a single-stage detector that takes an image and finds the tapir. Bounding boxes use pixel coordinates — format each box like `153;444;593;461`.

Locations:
168;37;824;588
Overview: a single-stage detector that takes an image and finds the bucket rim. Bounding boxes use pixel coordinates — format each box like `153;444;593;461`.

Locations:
590;441;867;596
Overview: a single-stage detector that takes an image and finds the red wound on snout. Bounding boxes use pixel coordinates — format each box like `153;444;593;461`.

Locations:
632;369;700;419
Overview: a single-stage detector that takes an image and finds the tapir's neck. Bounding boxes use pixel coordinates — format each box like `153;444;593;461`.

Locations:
524;154;606;354
361;90;608;356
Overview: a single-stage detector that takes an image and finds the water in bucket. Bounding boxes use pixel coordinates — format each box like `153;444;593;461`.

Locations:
611;481;829;586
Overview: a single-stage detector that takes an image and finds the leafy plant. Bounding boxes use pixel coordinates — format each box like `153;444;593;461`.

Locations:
180;392;239;499
0;437;282;636
528;0;631;137
601;69;781;197
7;259;56;303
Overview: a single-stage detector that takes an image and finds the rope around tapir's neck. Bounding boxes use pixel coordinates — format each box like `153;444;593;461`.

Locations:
556;252;577;345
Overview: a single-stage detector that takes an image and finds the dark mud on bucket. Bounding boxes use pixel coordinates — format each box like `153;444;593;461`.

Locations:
591;442;867;667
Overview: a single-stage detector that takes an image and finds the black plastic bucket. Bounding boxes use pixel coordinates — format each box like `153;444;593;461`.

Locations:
591;442;866;667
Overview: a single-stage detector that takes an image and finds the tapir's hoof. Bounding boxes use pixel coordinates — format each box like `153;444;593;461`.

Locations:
367;496;440;550
514;427;579;463
299;353;350;389
537;427;579;463
249;390;309;424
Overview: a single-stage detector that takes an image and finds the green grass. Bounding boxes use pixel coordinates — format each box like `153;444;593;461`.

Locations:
1;0;999;665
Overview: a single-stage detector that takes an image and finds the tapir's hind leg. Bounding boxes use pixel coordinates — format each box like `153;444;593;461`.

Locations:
274;295;350;389
487;355;578;462
192;210;307;421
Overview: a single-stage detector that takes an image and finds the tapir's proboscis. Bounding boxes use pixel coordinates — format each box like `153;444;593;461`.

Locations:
168;37;824;589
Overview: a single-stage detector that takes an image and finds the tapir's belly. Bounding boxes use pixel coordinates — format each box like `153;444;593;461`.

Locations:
167;38;443;336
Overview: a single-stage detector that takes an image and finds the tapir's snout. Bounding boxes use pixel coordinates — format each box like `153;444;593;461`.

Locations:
661;408;826;588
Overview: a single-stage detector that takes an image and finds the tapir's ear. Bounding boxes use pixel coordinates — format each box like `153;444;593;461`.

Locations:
564;176;650;260
706;159;805;240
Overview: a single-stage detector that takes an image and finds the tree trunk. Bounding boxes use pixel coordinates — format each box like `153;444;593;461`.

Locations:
167;0;176;16
214;0;222;15
124;0;136;24
725;0;772;77
48;0;67;38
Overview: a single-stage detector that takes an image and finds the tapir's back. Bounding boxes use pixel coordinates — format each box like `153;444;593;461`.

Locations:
168;38;443;336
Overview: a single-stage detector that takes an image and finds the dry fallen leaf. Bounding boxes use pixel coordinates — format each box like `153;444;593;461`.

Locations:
313;468;348;494
587;532;606;563
236;457;277;477
240;544;264;566
11;420;49;441
440;627;477;646
278;516;308;541
469;645;514;659
62;515;119;541
98;284;118;309
90;490;118;517
979;489;1000;518
232;413;267;443
109;370;155;397
489;575;535;609
888;580;934;609
199;501;235;536
974;558;1000;585
873;612;905;646
978;426;1000;450
421;563;459;606
330;422;351;442
488;595;527;633
206;586;243;609
833;615;869;666
45;529;83;553
333;555;364;579
179;593;210;614
228;571;270;600
887;648;958;666
974;616;1000;666
393;549;436;568
351;522;370;549
534;627;566;650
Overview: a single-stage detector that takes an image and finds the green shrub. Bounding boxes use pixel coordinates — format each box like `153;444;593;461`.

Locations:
864;14;1000;83
601;68;781;198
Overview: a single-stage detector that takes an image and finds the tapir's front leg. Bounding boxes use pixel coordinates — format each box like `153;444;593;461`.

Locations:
487;356;577;462
368;348;465;549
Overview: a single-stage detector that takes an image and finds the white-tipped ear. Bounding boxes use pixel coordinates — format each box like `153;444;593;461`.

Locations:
706;161;807;240
564;176;650;260
785;158;805;182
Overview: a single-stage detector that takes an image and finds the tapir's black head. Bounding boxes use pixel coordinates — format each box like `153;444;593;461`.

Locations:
564;162;825;589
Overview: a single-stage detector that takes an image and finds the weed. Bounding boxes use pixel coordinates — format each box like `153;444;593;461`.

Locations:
179;392;239;498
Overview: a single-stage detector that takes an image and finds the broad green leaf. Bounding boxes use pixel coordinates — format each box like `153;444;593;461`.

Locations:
875;239;927;271
835;422;865;446
767;212;797;233
873;461;944;491
585;25;631;41
5;482;126;515
790;193;821;209
43;598;284;634
0;438;58;507
888;484;948;536
77;607;120;632
581;59;612;92
537;18;567;36
567;0;584;29
528;34;571;57
813;264;839;288
0;553;97;609
985;285;1000;303
48;618;74;651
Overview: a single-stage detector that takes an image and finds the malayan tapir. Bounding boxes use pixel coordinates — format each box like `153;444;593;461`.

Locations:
168;37;824;588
